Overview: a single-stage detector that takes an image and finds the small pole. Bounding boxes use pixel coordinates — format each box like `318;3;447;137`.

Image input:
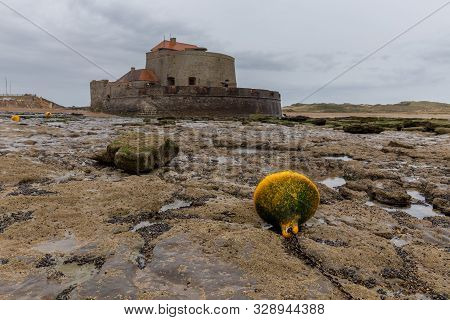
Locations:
5;77;7;96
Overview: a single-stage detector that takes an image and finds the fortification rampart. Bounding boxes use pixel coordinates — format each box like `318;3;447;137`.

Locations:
90;80;281;118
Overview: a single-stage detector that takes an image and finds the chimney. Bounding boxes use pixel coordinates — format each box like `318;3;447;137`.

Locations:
131;67;136;71
170;37;176;44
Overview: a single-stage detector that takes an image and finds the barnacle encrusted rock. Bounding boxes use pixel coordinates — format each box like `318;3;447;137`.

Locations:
94;132;179;174
254;170;320;238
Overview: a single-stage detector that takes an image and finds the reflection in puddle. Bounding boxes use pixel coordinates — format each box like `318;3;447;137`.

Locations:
404;205;438;219
132;221;156;232
323;155;353;161
365;201;397;212
320;177;346;189
56;263;98;285
390;237;408;247
407;190;425;202
233;147;259;154
365;190;439;219
403;176;419;183
159;199;192;213
33;233;80;253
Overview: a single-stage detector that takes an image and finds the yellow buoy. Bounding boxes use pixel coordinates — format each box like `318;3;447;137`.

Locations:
44;112;52;118
254;170;320;238
11;115;21;122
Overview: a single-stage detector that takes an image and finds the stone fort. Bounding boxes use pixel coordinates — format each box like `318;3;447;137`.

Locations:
90;38;281;118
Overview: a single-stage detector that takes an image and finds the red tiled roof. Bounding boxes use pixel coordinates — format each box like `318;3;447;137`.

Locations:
151;40;198;52
117;69;159;83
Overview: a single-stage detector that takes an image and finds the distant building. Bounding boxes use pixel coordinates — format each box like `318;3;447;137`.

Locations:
90;38;281;118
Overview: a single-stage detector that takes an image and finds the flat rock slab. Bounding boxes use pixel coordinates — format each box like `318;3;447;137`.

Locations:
135;233;255;300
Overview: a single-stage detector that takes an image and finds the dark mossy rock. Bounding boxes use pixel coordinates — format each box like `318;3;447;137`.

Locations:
94;132;179;174
343;124;384;134
434;127;450;135
309;118;327;126
287;115;310;123
403;120;435;132
402;126;425;132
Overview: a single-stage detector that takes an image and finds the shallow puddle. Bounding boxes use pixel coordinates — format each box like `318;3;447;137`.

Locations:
407;190;426;202
33;233;80;253
232;147;259;154
159;199;192;213
320;177;346;189
365;190;440;219
404;204;438;219
390;237;409;247
131;221;156;232
56;263;98;285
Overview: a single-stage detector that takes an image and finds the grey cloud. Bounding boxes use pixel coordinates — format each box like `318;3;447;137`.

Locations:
234;51;298;71
0;0;448;106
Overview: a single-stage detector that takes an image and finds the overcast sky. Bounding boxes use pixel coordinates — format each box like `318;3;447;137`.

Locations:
0;0;449;106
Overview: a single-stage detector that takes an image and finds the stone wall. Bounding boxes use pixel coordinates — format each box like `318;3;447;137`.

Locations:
146;50;237;87
90;81;281;118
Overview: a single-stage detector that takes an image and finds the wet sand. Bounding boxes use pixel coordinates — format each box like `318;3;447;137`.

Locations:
0;111;449;300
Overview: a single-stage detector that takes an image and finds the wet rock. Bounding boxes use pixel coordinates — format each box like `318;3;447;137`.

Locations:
316;183;343;204
345;179;372;193
344;164;400;181
368;181;411;207
93;132;179;174
137;222;172;260
381;146;409;156
339;187;367;200
35;254;56;268
136;256;146;270
424;216;450;228
56;285;77;300
432;198;450;216
7;183;56;197
387;141;414;149
64;255;106;270
424;183;449;203
0;211;33;234
343;124;384;134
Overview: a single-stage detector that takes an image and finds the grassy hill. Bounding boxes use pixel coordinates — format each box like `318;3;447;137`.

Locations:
284;101;450;114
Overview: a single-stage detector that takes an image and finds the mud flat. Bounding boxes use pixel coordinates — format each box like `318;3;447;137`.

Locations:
0;111;449;300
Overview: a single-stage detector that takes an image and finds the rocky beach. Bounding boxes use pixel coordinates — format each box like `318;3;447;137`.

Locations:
0;111;448;300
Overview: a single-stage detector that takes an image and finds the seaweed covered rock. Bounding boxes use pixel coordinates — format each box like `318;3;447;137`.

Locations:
94;132;179;174
309;118;327;126
343;124;384;134
434;127;450;135
254;171;320;238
